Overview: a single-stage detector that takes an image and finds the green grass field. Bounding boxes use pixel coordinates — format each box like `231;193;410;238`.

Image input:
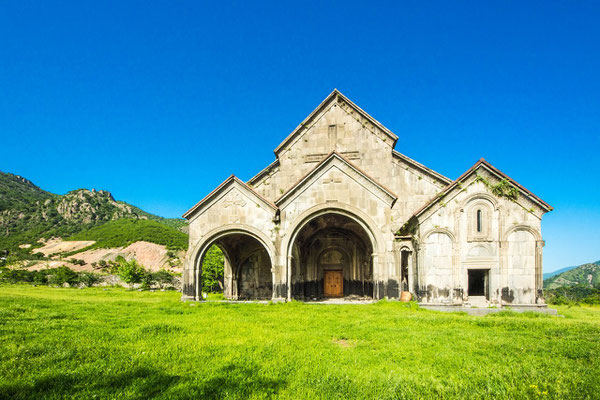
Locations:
0;286;599;399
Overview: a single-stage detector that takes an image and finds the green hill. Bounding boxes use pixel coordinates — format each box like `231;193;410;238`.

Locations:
0;171;187;262
543;265;578;280
543;260;600;305
544;261;600;290
68;218;188;251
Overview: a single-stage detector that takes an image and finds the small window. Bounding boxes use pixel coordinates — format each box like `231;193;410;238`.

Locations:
476;210;482;233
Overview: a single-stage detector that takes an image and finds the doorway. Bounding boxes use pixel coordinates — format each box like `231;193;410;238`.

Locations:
468;269;489;299
289;212;374;299
324;270;343;297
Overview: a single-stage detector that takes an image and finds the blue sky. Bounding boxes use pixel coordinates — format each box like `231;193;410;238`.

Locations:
1;1;599;272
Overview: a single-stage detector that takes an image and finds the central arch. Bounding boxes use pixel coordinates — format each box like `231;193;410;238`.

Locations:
286;207;379;300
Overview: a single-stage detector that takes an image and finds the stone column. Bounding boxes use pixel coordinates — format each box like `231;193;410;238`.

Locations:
535;240;545;303
287;255;293;301
499;239;510;305
195;262;200;301
372;253;381;299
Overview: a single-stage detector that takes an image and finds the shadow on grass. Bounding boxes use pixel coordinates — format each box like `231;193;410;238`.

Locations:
0;366;180;399
185;362;287;399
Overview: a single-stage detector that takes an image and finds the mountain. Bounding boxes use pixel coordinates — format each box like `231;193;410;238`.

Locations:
0;171;187;259
544;260;600;290
543;265;579;280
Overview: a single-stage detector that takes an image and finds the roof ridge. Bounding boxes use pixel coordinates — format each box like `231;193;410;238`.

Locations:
182;175;278;219
273;89;398;155
412;158;553;219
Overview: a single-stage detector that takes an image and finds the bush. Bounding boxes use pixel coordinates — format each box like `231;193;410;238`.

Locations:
47;266;79;286
117;260;147;284
0;262;176;291
77;271;101;287
152;270;175;286
545;285;600;305
0;268;34;283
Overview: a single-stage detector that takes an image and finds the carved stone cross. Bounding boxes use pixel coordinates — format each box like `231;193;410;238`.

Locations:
223;191;247;223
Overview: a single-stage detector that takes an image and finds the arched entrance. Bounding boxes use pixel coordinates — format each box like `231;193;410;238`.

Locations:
195;232;273;300
289;213;375;299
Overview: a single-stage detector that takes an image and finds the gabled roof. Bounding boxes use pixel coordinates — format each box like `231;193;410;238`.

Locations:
273;89;399;155
247;159;280;186
392;150;452;185
182;175;278;219
275;151;398;207
413;158;553;218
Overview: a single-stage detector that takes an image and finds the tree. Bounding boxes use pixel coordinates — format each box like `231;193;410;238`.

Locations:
202;245;224;293
117;259;147;284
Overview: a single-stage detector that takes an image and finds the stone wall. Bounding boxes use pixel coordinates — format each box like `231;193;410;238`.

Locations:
182;90;550;305
416;166;545;305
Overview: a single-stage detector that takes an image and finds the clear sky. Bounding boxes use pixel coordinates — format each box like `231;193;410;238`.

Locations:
1;1;599;272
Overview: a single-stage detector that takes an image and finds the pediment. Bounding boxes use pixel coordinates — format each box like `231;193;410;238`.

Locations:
413;158;553;220
274;89;398;156
182;175;277;220
275;152;397;209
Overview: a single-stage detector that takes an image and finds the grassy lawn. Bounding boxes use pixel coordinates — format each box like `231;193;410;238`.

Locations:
0;286;599;399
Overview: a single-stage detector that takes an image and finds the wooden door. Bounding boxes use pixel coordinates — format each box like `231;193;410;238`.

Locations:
324;270;343;297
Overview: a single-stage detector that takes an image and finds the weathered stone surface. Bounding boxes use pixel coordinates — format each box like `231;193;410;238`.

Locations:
182;90;552;304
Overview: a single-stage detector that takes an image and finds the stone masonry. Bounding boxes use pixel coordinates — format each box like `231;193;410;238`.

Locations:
182;90;553;305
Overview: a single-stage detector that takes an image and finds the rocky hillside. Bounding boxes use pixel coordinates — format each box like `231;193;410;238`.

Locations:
544;261;600;289
0;171;187;259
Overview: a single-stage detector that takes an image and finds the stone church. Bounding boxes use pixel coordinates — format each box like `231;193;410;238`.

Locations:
182;90;552;306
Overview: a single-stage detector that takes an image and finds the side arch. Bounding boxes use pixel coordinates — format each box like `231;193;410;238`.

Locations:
187;223;276;301
503;225;542;303
502;224;542;242
189;223;276;268
418;228;457;302
461;192;500;211
422;227;457;243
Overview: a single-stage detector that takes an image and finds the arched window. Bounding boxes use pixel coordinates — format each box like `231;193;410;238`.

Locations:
466;199;493;241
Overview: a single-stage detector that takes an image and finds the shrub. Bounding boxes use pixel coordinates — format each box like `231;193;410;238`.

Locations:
77;271;101;287
47;266;79;286
152;270;175;286
0;268;34;283
117;259;147;284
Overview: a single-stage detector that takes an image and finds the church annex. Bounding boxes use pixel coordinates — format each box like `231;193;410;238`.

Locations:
182;90;552;306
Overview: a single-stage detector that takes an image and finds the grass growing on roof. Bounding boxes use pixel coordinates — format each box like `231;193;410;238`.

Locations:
0;285;599;399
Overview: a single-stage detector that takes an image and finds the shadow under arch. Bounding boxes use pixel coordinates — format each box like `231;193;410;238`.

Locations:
283;204;382;300
188;224;275;300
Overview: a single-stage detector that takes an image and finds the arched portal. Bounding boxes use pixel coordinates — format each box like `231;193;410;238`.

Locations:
289;213;374;299
196;232;273;300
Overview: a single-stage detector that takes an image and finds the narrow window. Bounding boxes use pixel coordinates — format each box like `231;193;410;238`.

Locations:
476;210;482;233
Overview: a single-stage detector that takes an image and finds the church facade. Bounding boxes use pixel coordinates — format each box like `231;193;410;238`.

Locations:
182;90;552;306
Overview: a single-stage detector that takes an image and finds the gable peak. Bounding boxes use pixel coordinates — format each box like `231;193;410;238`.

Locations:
273;89;398;155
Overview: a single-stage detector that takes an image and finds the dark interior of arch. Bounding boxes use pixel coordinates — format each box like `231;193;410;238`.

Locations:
291;213;374;299
204;233;273;300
